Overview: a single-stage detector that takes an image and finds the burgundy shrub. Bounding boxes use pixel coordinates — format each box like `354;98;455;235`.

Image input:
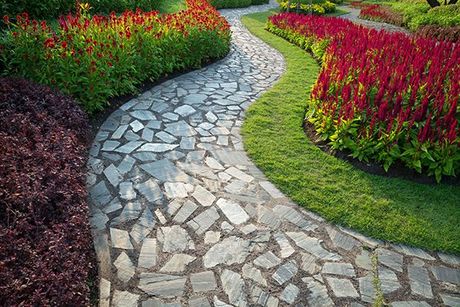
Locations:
349;1;368;9
0;78;94;305
416;24;460;42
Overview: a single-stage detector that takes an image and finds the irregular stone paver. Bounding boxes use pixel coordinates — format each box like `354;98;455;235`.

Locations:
377;248;404;272
408;265;433;299
440;293;460;306
190;271;218;292
157;225;194;253
254;251;282;269
112;290;139;307
242;263;267;287
221;269;248;306
189;297;211;307
274;231;295;258
160;254;196;273
272;260;298;285
305;278;334;307
113;252;135;283
280;283;299;304
203;236;250;268
138;273;186;297
87;2;459;305
430;266;460;285
326;277;360;298
216;198;250;225
359;273;376;304
138;238;158;269
110;228;133;250
322;262;356;277
379;266;402;294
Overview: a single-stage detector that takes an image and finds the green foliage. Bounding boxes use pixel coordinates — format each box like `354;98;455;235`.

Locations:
0;0;165;20
265;23;329;60
0;2;230;113
278;0;336;14
209;0;268;9
408;3;460;29
389;1;429;23
376;1;460;30
241;10;460;254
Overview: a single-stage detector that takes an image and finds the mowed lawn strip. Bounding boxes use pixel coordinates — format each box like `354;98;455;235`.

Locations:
156;0;187;13
241;10;460;254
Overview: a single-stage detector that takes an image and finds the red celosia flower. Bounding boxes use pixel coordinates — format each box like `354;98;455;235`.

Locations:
44;38;55;48
268;12;459;178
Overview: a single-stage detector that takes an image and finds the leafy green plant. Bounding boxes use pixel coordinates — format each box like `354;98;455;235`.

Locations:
278;0;336;14
409;3;460;29
0;0;231;113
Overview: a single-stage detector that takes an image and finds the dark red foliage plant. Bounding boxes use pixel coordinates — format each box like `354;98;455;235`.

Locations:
0;78;95;305
416;24;460;42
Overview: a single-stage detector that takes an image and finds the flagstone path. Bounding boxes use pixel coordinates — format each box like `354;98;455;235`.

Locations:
339;6;410;34
87;2;460;306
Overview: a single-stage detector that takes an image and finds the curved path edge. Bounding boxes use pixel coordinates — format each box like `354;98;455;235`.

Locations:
87;2;460;306
339;5;410;34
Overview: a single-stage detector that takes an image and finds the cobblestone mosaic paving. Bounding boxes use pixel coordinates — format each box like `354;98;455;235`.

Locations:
87;2;460;306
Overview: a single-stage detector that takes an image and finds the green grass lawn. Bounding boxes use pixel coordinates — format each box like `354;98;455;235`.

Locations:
327;7;350;16
156;0;187;13
241;10;460;254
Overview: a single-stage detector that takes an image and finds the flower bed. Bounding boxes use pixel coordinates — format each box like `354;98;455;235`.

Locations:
0;0;231;113
267;13;460;181
0;78;94;305
360;4;404;27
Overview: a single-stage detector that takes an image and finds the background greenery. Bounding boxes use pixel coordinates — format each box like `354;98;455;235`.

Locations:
278;0;337;14
210;0;269;9
0;0;185;19
241;10;460;254
361;0;460;29
0;0;229;113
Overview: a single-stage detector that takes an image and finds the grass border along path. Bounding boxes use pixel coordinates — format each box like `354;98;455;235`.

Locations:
241;10;460;254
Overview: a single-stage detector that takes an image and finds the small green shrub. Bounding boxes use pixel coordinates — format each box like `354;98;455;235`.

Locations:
278;0;336;14
409;4;460;29
389;1;429;25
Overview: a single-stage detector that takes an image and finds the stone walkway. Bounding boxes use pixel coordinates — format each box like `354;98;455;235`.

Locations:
339;6;410;34
87;2;460;306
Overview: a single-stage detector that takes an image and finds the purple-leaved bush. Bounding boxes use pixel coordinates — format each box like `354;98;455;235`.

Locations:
0;78;95;305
